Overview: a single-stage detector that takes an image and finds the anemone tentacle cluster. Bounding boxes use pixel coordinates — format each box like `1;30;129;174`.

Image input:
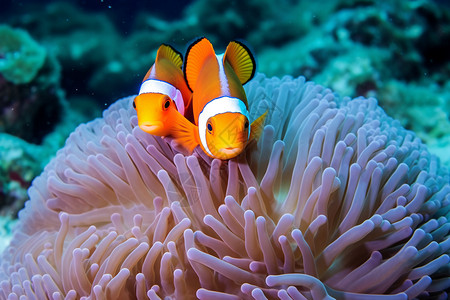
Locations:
1;74;449;299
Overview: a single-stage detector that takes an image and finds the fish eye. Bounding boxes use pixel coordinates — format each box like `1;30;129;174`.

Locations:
244;120;249;129
162;97;171;110
133;101;136;109
207;122;213;133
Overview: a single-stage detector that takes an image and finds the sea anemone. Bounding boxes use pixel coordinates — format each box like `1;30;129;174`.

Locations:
1;74;449;299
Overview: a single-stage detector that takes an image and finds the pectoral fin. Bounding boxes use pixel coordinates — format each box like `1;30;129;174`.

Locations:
249;110;268;141
170;111;200;153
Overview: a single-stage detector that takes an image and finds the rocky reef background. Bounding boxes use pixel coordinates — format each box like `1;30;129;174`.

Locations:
0;0;449;248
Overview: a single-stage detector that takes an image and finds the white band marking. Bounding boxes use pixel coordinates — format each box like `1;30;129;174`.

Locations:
139;79;184;115
198;96;250;157
216;53;229;94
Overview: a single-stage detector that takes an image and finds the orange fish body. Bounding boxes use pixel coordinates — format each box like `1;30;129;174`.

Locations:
133;44;192;136
171;37;266;160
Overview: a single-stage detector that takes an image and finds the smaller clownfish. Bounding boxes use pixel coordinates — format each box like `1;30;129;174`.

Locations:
169;37;267;160
133;44;192;136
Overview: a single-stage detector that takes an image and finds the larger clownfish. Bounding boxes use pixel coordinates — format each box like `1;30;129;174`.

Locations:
170;37;267;160
133;44;192;136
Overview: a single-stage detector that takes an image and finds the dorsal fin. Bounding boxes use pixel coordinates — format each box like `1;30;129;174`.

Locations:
156;44;183;69
223;40;256;85
184;37;216;91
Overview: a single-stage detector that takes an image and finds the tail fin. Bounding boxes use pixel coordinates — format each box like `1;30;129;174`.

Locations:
170;111;200;153
249;110;268;141
223;40;256;85
184;37;216;91
156;44;183;69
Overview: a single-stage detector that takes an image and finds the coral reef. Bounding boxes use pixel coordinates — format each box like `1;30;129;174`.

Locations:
7;2;119;73
0;24;84;217
0;24;63;144
0;134;44;216
378;80;450;150
1;74;449;299
0;25;46;84
0;103;88;218
3;2;129;101
256;0;450;161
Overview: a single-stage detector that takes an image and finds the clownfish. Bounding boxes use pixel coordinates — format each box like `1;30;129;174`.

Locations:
133;44;192;136
170;37;267;160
